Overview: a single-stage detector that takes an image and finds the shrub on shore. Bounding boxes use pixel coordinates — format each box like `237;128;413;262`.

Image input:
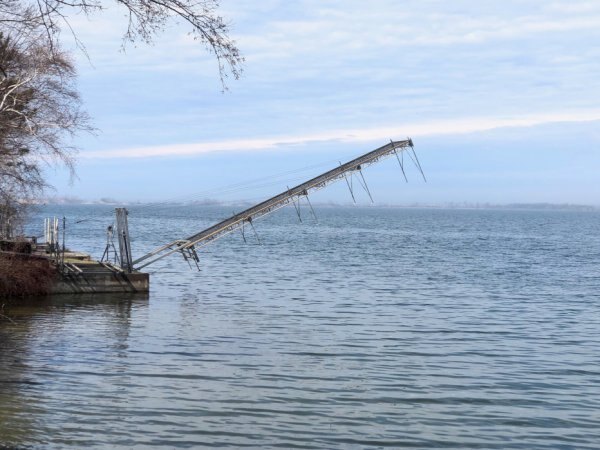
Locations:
0;252;56;299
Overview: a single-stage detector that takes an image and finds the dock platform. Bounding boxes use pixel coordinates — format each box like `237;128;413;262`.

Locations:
52;259;149;294
34;246;149;294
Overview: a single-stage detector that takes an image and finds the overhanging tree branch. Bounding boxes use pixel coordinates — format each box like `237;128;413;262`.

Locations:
2;0;244;89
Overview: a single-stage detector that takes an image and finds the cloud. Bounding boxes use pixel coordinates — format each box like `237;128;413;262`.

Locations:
63;0;600;164
67;0;600;75
229;1;600;64
80;109;600;159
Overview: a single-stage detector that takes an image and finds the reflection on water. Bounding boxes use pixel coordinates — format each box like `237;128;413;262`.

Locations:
0;305;42;447
0;294;147;448
1;207;600;448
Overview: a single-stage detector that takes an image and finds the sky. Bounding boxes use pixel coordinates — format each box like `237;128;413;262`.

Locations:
46;0;600;205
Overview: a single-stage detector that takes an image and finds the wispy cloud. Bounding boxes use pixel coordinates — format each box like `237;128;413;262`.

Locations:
226;0;600;66
46;0;600;204
81;110;600;159
68;0;600;73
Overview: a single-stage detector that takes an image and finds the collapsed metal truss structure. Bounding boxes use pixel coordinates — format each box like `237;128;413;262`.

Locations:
132;139;423;270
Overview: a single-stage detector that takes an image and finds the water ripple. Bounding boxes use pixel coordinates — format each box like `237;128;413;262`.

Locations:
1;207;600;448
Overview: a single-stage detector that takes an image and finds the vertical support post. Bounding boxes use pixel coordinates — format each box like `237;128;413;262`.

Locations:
116;208;133;273
62;216;66;269
52;217;59;256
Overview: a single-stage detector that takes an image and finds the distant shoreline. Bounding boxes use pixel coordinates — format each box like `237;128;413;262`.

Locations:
35;200;599;212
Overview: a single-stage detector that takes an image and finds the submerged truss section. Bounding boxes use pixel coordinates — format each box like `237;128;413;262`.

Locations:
133;139;423;270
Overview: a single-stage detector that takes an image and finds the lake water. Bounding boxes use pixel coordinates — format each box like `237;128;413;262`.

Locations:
1;205;600;448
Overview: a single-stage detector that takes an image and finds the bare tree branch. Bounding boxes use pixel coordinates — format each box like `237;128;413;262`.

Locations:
1;0;244;88
0;0;243;233
0;30;90;219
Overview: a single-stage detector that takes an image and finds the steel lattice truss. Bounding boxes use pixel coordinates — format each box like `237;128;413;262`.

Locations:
133;139;423;270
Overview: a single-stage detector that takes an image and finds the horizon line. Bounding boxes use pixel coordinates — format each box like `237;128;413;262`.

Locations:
38;199;600;210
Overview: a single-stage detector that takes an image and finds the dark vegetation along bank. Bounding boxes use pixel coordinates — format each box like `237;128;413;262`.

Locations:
0;242;56;299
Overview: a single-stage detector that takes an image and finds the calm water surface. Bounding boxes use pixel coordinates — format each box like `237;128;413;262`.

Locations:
1;206;600;448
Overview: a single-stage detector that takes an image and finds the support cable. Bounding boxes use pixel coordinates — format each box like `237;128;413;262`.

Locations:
341;162;357;203
288;186;303;222
357;167;374;203
303;193;318;223
248;218;261;244
391;140;408;182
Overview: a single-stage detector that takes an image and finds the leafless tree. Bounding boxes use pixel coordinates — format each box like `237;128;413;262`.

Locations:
0;29;90;234
0;0;243;234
